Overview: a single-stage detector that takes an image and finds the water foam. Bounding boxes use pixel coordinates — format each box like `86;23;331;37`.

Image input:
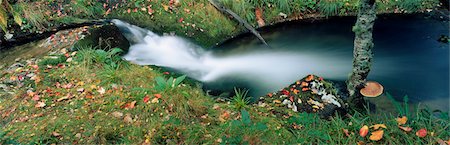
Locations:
112;19;351;92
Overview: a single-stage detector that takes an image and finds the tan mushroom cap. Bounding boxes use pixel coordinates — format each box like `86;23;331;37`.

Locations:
360;81;384;97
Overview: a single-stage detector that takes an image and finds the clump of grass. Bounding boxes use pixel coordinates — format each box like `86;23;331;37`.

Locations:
318;0;345;16
232;88;250;110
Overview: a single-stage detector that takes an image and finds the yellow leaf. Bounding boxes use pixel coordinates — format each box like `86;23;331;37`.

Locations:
359;125;369;137
396;116;407;125
357;141;365;145
370;124;387;130
12;11;22;26
369;130;384;141
0;5;8;32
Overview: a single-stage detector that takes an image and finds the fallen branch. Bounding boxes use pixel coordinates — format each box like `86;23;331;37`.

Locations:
208;0;270;47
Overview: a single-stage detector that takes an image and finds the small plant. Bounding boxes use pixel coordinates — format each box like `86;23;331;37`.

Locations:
318;0;344;16
154;75;187;91
76;47;125;69
232;88;250;110
221;109;268;144
386;92;410;117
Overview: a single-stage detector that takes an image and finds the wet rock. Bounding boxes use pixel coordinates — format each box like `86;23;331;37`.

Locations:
258;74;347;118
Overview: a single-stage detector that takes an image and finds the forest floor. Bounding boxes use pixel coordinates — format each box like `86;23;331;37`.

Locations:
1;0;449;144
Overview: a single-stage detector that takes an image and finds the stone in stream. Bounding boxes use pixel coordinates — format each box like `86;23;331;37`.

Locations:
258;75;347;118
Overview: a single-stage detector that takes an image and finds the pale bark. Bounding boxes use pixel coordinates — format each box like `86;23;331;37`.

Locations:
347;0;377;108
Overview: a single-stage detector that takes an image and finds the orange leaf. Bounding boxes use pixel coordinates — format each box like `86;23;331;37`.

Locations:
301;81;308;87
305;75;314;82
416;128;427;138
396;116;407;125
359;125;369;137
154;94;162;99
370;124;387;130
369;130;384;141
398;126;412;132
122;101;137;109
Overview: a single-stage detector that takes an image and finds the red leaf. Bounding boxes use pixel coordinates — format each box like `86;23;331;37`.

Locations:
281;89;289;96
163;72;170;75
416;128;427;138
178;18;184;23
143;96;150;103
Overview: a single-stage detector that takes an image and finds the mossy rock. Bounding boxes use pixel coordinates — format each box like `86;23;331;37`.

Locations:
258;74;347;118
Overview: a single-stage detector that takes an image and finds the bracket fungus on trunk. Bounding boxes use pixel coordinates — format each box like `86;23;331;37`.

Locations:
360;81;384;97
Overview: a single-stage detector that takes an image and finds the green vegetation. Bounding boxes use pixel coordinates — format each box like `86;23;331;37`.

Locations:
1;45;449;144
1;0;440;47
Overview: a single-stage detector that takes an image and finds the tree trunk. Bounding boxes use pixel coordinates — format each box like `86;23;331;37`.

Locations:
347;0;377;109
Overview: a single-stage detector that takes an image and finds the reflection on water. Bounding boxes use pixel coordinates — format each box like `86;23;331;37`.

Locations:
216;15;449;112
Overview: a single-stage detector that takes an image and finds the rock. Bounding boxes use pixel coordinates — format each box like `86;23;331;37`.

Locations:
259;75;347;118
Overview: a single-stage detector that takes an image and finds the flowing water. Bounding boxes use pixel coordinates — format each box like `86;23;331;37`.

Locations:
113;15;449;112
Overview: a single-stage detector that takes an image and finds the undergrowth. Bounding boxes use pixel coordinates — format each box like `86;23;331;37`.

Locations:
1;46;448;144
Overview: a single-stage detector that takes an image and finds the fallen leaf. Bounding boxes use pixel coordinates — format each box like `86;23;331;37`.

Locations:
143;95;150;103
32;95;40;101
154;94;162;99
178;17;184;23
342;128;350;137
437;139;446;145
370;124;387;130
219;111;230;122
396;116;407;125
57;93;72;102
357;141;365;145
52;132;61;137
122;101;137;109
77;88;85;93
369;130;384;141
111;111;123;118
416;128;427;138
359;125;369;137
75;133;82;138
398;126;412;132
305;75;314;82
97;87;105;95
273;100;281;104
35;101;46;108
151;98;159;103
124;114;133;123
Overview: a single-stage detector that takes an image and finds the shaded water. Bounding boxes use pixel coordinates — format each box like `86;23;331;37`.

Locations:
113;15;449;112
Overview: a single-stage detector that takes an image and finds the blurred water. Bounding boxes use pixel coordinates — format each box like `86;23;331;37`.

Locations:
114;15;449;112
